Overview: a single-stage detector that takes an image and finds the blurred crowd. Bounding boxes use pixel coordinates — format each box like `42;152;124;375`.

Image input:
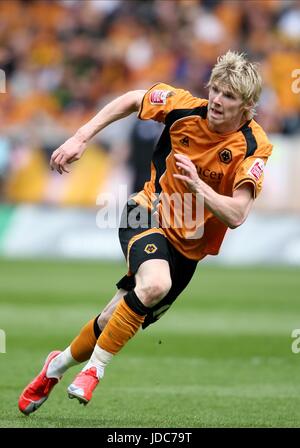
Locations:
0;0;299;205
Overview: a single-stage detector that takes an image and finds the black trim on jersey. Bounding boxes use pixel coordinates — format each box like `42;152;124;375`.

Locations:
239;120;258;158
165;105;208;127
152;105;208;193
152;126;172;194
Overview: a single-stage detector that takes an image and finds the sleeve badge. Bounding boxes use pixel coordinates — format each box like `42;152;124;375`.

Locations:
149;90;173;105
247;158;265;181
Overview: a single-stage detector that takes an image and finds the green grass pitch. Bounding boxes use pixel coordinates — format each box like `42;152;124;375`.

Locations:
1;258;300;428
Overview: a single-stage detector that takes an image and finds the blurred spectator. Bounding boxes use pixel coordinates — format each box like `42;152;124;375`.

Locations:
128;119;163;194
0;0;299;205
0;137;10;200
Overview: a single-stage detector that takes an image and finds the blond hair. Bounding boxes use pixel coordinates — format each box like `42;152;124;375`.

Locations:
207;50;262;120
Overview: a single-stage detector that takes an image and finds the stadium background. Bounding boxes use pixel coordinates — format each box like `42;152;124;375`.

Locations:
1;0;300;428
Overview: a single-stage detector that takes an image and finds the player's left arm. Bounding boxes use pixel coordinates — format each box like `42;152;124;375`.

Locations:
173;153;254;229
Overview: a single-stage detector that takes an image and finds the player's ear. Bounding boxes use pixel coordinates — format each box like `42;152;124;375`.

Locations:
242;100;254;120
243;100;254;113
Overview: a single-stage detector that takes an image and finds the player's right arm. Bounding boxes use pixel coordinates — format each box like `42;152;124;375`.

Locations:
50;90;146;174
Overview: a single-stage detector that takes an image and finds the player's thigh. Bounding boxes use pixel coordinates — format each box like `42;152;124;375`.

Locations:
135;259;172;306
119;199;169;275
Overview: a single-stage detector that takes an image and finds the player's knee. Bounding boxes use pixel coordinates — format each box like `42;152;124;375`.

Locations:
136;277;172;307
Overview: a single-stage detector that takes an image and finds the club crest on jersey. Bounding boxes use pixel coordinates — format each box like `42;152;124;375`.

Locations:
180;136;189;147
144;243;158;254
149;90;173;105
248;158;265;181
218;148;232;164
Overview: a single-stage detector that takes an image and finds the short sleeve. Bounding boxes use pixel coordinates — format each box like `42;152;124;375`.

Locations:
233;142;273;198
138;82;205;123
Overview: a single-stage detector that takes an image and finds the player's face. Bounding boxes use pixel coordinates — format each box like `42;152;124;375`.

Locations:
207;83;247;133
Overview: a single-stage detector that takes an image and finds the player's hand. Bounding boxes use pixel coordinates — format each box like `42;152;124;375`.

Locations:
173;153;201;194
50;136;87;175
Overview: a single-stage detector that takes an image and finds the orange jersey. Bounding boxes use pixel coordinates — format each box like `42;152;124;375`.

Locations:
133;82;273;261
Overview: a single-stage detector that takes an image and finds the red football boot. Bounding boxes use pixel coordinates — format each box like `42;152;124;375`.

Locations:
18;351;61;415
67;367;99;405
